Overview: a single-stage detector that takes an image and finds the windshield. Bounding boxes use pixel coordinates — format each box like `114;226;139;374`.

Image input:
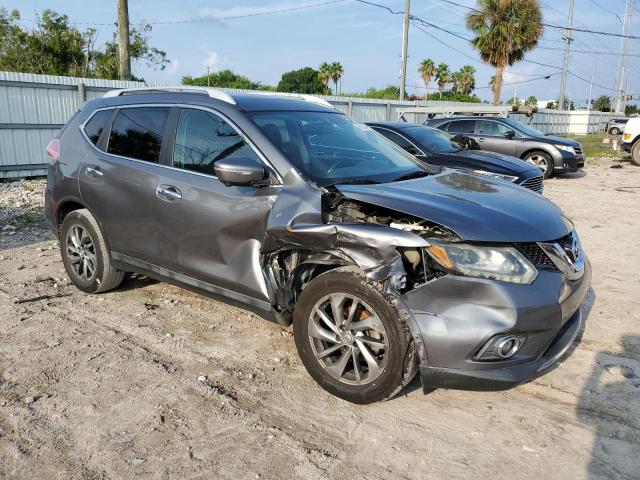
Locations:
249;111;426;186
403;126;462;153
502;118;545;137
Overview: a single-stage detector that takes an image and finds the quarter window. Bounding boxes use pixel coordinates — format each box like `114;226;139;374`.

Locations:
84;110;112;145
173;108;261;175
448;120;476;134
107;107;170;163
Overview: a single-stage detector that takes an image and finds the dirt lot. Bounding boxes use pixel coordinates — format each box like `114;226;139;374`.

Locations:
1;163;639;480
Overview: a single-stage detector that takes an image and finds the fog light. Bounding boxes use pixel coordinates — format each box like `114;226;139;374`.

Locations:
496;336;521;358
475;334;526;361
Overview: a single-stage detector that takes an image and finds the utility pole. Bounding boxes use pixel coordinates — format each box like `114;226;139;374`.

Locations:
399;0;410;100
117;0;131;81
614;0;634;113
587;50;597;111
558;0;574;110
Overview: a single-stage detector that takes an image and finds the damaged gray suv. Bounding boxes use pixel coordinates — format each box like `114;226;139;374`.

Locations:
45;87;591;404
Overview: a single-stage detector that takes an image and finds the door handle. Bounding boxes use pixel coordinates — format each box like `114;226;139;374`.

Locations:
156;185;182;202
86;166;103;177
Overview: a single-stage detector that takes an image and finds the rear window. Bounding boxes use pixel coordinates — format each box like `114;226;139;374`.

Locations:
107;107;170;163
83;110;112;145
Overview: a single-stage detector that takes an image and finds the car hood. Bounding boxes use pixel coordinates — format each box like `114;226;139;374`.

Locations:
336;170;572;243
534;134;580;147
450;149;534;173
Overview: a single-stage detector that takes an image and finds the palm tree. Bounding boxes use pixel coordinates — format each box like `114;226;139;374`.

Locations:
450;71;463;93
488;75;496;96
459;65;476;94
466;0;543;105
435;63;450;98
418;59;436;93
318;62;332;91
330;61;344;94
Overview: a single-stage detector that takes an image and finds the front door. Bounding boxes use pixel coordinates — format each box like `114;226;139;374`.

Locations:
151;107;279;308
476;120;518;156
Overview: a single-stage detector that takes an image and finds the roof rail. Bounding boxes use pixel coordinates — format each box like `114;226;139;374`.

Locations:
238;90;333;109
103;86;236;105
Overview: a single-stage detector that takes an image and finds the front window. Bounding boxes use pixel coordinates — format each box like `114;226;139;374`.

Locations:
478;120;515;137
502;118;545;137
250;111;426;186
403;127;462;154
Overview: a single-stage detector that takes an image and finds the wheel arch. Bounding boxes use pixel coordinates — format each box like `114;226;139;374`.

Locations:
55;197;113;252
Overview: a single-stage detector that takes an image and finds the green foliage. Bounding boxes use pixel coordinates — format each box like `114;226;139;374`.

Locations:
317;61;343;94
525;95;537;107
0;7;167;79
418;59;436;91
345;85;401;99
435;63;450;95
425;90;481;103
466;0;543;104
277;67;329;94
592;95;611;112
625;104;638;116
182;70;262;89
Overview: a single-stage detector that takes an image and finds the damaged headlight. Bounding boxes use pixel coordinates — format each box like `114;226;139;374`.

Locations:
472;170;518;183
425;241;538;284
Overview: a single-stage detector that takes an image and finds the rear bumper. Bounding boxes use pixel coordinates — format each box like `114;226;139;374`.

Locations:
399;258;591;391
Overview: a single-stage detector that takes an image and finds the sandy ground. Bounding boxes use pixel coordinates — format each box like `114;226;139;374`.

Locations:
0;163;639;480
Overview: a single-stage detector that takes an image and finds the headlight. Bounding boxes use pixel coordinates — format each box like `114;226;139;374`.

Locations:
426;241;538;284
472;170;519;183
554;144;575;154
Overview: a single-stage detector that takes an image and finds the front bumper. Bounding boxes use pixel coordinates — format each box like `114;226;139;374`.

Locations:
399;258;591;391
553;150;584;173
621;141;632;153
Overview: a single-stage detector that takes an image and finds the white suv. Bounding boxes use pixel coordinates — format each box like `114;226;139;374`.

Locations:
621;117;640;165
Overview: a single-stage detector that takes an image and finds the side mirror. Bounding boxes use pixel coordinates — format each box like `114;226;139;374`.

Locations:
504;131;516;139
214;156;266;187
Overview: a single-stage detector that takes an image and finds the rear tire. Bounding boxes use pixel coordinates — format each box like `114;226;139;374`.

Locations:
631;141;640;167
293;268;416;404
59;209;124;294
524;151;554;179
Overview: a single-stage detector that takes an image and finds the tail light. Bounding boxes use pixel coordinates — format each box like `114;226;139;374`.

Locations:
46;138;60;160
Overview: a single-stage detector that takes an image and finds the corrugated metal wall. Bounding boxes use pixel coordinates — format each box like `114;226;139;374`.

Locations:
0;71;617;179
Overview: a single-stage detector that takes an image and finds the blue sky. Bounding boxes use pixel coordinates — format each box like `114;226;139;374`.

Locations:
4;0;639;105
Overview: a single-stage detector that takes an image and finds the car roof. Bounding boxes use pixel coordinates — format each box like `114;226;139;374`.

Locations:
96;88;337;113
366;121;436;131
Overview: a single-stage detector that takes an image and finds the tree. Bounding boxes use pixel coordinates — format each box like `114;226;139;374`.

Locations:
507;97;522;107
330;61;344;94
182;70;262;89
435;63;450;97
625;104;638;116
488;75;496;97
418;59;436;93
592;95;611;112
466;0;543;105
458;65;476;94
277;67;329;94
450;71;463;92
525;95;538;107
318;62;332;90
0;8;167;80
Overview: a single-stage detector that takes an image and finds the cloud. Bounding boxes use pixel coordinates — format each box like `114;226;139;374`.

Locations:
203;51;220;71
166;58;179;75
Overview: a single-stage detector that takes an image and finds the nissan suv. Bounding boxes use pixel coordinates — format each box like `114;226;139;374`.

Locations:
426;116;584;178
45;87;591;404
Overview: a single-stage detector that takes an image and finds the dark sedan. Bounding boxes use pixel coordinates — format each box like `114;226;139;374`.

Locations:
367;122;544;193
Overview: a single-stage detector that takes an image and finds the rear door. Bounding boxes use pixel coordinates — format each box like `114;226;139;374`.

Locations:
476;119;518;156
149;106;279;307
79;105;173;266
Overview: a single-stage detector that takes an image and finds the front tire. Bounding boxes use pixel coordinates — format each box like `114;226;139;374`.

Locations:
609;127;621;135
59;209;124;294
293;268;415;404
631;141;640;167
524;151;554;178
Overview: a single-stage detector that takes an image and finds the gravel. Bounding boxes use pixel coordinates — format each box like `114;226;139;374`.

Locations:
0;178;52;250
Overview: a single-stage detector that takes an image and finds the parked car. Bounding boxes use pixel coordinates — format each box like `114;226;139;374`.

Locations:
621;117;640;165
426;116;584;178
607;117;628;135
366;122;544;193
45;87;590;404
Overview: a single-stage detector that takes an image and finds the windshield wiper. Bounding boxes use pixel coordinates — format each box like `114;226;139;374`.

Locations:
326;178;381;186
391;170;430;182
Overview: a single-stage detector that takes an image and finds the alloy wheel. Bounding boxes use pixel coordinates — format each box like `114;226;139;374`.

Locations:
308;293;388;385
66;225;97;281
526;154;548;173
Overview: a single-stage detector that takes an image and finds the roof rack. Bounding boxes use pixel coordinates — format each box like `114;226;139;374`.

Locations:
103;86;236;105
236;91;333;109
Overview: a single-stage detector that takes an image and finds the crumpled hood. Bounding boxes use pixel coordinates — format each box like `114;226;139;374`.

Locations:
336;170;572;243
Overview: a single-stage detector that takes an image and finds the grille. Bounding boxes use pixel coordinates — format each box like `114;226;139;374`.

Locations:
516;243;556;269
520;175;544;193
574;145;584;156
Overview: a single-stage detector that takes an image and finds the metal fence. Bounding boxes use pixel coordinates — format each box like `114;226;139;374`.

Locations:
0;71;617;179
